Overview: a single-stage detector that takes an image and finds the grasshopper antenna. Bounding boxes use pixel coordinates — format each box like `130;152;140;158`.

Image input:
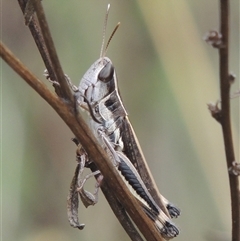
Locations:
100;4;111;58
100;4;120;59
104;22;120;56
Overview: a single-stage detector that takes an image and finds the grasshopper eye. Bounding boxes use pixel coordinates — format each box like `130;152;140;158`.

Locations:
98;62;114;83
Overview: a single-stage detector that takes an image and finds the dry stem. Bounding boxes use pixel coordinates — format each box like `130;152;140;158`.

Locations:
206;1;240;240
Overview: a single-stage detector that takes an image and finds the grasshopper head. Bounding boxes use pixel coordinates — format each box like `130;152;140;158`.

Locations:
78;57;117;105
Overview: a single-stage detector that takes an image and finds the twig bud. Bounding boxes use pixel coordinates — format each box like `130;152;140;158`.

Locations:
228;161;240;176
203;30;224;48
207;102;222;123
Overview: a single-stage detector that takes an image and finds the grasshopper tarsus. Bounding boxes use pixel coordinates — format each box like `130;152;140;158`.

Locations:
160;220;179;239
166;203;181;219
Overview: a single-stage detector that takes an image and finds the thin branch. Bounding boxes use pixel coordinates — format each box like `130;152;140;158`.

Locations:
29;0;74;100
1;41;164;241
219;1;240;241
17;0;63;96
205;1;240;240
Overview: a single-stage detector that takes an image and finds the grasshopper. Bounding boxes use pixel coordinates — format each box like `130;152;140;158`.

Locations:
69;4;180;239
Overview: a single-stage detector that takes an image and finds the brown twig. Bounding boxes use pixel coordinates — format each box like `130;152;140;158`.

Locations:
17;0;62;96
206;1;240;240
219;1;240;240
29;0;74;102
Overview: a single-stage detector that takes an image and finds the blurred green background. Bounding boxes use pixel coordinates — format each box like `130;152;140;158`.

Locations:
2;0;239;241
